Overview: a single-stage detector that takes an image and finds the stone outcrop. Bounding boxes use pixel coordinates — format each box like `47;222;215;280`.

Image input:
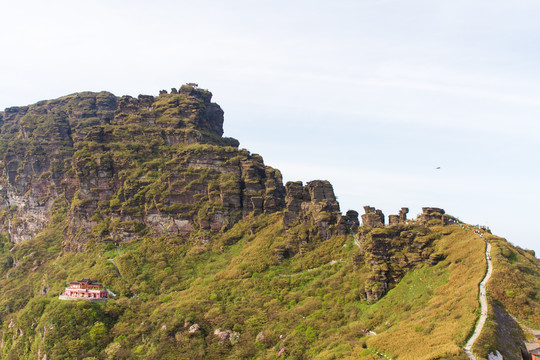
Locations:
388;215;399;226
283;180;340;226
388;207;409;226
345;210;359;227
283;181;308;226
283;180;345;240
361;206;385;227
399;207;409;221
188;324;200;334
360;224;440;301
214;328;240;344
352;205;450;300
417;207;447;224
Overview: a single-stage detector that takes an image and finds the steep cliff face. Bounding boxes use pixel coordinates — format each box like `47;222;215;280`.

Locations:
359;224;444;301
0;85;287;250
283;180;347;241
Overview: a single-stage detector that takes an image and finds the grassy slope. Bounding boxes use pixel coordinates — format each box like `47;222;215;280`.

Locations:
347;224;485;360
487;234;540;327
472;233;540;360
2;90;538;359
0;217;537;359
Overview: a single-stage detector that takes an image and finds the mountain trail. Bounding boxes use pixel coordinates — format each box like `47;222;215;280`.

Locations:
347;224;361;248
107;258;126;283
115;243;122;256
279;260;341;277
463;226;493;360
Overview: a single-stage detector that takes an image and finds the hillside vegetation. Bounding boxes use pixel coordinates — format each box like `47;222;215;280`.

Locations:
0;214;491;359
0;86;538;360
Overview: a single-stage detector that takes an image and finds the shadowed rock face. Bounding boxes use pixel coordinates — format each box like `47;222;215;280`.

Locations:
359;223;444;301
0;85;291;250
345;210;359;227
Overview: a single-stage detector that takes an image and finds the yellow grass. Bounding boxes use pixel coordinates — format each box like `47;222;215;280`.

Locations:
348;224;486;359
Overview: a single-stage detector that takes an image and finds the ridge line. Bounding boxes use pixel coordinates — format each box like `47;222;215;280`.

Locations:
457;222;493;360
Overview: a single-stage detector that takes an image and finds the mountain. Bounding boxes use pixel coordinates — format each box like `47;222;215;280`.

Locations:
0;85;538;360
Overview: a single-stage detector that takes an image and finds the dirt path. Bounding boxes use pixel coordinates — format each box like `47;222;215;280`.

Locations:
347;224;361;248
115;243;122;257
107;258;126;283
464;234;493;360
279;260;340;278
352;232;361;248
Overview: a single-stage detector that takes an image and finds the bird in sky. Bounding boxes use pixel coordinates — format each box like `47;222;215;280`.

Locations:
436;167;441;169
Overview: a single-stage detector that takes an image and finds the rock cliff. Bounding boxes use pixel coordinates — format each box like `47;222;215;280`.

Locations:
0;84;455;304
359;224;444;301
0;85;290;251
0;83;448;296
0;86;536;360
283;180;347;240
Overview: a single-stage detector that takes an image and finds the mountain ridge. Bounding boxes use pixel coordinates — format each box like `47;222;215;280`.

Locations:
0;85;538;360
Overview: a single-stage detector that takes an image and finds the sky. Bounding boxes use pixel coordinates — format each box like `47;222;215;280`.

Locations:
0;0;538;255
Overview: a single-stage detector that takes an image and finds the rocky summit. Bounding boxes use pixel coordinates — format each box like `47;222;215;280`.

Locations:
0;84;286;251
0;85;538;360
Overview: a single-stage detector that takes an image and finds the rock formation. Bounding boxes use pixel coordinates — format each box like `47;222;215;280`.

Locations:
361;206;385;227
283;180;344;240
418;207;447;224
283;181;308;226
360;224;442;301
0;85;355;251
388;207;409;225
0;85;289;250
345;210;360;227
399;207;409;221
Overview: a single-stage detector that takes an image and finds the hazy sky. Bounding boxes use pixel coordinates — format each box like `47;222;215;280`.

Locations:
1;0;538;255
